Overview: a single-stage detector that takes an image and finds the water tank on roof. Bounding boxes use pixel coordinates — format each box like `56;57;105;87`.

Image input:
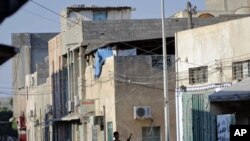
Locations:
198;13;214;18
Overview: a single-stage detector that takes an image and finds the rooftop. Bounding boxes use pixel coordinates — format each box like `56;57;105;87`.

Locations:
67;4;132;11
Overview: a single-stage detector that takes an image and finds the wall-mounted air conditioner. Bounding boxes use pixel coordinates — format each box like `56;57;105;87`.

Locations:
67;100;74;113
134;106;152;120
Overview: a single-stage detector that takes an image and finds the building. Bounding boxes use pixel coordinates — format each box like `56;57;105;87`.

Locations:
172;0;250;19
25;60;51;141
60;5;132;32
46;4;250;140
175;16;250;141
12;33;57;141
11;3;250;141
48;6;134;141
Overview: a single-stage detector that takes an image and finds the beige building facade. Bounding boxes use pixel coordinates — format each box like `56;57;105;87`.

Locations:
84;53;176;141
176;16;250;86
175;16;250;141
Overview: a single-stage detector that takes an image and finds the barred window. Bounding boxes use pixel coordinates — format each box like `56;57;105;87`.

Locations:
189;66;208;84
232;60;250;80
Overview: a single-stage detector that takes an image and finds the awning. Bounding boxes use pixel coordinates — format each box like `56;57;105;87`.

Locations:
209;78;250;115
209;78;250;102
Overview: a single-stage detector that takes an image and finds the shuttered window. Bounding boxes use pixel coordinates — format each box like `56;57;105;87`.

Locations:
189;66;208;84
232;60;250;80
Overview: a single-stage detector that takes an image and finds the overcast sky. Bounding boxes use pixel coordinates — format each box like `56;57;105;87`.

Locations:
0;0;205;95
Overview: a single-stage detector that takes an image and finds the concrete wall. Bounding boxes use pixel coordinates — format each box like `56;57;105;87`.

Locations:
85;55;176;141
26;82;51;141
61;20;84;55
12;33;31;89
12;33;57;119
12;33;57;88
48;34;67;117
13;89;27;118
30;34;57;73
82;16;249;53
206;0;250;11
60;8;131;32
85;56;116;141
107;9;131;20
114;56;176;141
176;16;250;87
49;34;63;75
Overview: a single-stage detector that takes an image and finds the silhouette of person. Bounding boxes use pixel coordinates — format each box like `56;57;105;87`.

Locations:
113;131;121;141
113;131;132;141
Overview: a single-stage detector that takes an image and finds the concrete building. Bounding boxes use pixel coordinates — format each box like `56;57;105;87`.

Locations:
11;33;57;140
12;33;57;117
172;0;250;19
60;5;132;32
33;2;250;141
83;43;176;141
48;6;250;141
175;16;250;141
25;61;52;141
48;33;82;141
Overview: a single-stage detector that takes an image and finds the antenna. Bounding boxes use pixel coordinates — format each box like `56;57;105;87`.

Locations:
186;1;197;29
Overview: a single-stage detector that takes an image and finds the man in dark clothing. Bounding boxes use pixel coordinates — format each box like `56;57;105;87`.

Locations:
113;131;132;141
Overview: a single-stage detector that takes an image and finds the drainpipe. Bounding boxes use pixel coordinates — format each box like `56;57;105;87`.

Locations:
67;49;71;106
103;106;106;141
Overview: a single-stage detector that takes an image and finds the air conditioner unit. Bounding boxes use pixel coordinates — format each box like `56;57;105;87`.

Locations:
74;96;80;107
28;110;35;117
67;100;74;113
134;106;152;120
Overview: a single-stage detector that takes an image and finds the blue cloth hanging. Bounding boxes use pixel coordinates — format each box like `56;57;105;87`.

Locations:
94;47;113;78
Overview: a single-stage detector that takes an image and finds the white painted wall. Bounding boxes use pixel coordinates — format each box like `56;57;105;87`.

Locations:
176;16;250;86
78;11;93;21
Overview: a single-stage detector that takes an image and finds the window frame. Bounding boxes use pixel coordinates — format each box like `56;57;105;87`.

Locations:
189;66;208;85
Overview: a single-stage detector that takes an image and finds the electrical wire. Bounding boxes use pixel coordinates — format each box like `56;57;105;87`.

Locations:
29;0;163;55
21;8;60;25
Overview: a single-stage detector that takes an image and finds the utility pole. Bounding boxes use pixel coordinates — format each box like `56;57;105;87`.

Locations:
187;1;197;29
161;0;170;141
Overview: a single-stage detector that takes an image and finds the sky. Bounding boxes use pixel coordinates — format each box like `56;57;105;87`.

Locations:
0;0;205;94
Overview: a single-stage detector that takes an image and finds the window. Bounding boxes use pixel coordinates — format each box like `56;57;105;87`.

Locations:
232;60;250;80
142;126;160;141
189;66;208;84
93;11;107;21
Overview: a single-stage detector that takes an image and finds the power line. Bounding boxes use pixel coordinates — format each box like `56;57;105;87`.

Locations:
29;0;163;55
29;0;81;25
21;8;60;24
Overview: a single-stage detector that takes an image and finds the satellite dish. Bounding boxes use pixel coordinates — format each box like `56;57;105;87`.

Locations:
44;56;49;63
